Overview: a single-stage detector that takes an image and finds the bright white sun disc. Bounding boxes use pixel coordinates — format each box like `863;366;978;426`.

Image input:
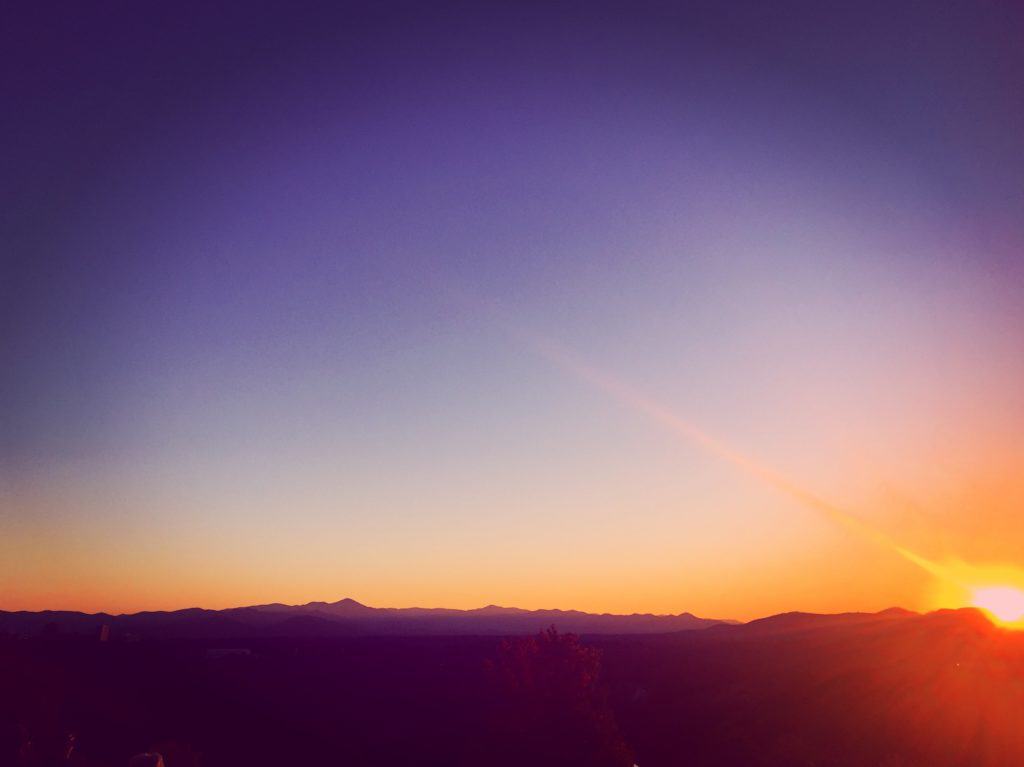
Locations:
972;586;1024;623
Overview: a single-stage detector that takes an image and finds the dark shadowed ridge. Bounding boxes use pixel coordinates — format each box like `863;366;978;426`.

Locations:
3;604;1016;767
0;598;730;639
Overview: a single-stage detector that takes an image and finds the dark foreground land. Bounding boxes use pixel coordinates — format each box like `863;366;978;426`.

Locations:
3;607;1023;767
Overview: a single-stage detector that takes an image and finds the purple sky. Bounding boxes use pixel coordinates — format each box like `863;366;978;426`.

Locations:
3;1;1024;616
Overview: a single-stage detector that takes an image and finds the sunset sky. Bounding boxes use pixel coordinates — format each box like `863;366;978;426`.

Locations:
3;1;1023;620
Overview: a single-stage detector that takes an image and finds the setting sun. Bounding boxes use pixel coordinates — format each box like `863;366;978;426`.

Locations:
972;586;1024;625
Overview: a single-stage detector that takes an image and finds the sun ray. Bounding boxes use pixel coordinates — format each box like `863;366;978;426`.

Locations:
517;330;1024;622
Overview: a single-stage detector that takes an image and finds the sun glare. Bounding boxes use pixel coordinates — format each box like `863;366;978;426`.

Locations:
972;586;1024;626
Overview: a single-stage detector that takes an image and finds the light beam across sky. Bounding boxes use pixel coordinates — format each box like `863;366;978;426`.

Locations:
514;324;1024;621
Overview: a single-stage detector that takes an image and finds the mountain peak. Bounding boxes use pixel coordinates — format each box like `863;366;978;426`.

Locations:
330;598;367;608
298;597;369;611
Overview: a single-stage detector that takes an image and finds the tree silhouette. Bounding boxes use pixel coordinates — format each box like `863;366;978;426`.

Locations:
486;627;633;767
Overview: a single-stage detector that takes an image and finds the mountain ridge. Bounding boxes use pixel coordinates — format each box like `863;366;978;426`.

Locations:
0;600;993;643
0;597;731;638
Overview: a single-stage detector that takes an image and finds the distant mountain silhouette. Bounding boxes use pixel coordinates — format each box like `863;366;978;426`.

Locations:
0;598;729;639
